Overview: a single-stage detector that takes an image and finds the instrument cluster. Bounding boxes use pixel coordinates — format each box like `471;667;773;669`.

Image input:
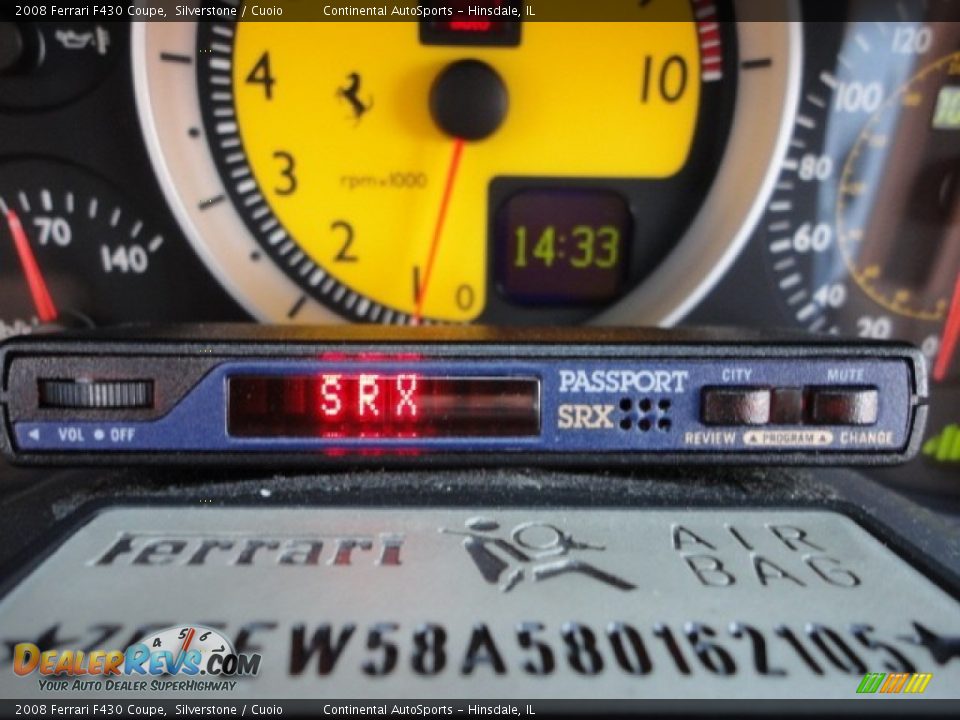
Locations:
0;1;957;489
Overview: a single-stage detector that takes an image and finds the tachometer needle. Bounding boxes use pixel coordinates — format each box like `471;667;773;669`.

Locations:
933;271;960;382
5;208;58;324
414;137;465;325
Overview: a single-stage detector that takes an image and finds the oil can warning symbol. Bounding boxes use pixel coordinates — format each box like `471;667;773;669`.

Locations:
441;517;636;593
54;26;110;56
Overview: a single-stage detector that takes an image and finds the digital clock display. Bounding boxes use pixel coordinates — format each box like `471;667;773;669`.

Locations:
932;85;960;129
496;189;632;305
228;374;540;438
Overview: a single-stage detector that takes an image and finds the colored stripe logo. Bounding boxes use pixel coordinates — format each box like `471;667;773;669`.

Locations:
857;672;933;694
923;424;960;462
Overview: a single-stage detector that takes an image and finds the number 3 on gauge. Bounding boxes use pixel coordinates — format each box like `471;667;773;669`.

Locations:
272;151;297;196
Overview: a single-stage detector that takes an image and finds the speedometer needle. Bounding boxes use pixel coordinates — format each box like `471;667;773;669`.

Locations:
5;208;58;324
414;137;465;325
933;271;960;383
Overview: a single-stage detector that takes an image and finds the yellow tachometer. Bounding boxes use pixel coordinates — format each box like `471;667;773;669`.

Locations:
133;2;802;327
195;1;731;323
231;20;702;321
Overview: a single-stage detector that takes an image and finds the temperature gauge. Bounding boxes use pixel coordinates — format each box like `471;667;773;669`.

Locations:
0;159;235;339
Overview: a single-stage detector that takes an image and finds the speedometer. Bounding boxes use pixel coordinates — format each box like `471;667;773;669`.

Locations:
135;1;798;325
761;0;960;381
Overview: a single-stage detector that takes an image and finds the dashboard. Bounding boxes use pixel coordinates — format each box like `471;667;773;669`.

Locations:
0;1;958;496
1;2;960;713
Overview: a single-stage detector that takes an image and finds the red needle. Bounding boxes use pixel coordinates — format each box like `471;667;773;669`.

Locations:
414;137;465;325
6;209;58;323
173;627;196;671
933;271;960;382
